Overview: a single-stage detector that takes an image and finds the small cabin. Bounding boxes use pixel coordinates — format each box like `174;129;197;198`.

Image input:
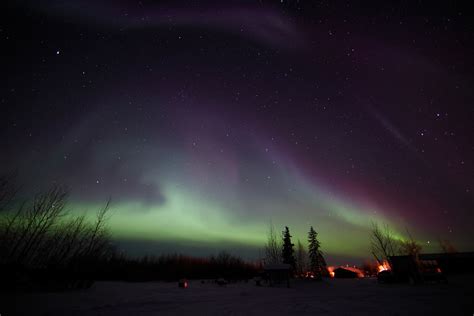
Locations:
333;267;364;278
263;264;291;287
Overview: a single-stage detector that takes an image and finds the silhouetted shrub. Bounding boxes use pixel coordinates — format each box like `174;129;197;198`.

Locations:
0;176;113;291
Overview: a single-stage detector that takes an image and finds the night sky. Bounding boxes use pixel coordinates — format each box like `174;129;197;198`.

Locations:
1;0;473;263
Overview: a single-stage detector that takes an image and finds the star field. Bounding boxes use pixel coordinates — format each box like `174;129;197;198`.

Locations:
1;0;473;262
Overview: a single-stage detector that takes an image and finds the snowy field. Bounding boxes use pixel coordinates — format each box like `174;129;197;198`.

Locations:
4;276;474;315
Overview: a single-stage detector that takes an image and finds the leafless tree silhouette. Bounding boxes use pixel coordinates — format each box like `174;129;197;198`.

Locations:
399;229;422;257
370;222;398;265
0;176;114;289
264;221;281;264
295;239;307;276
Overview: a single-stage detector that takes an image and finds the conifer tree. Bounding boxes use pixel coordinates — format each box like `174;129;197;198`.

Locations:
281;226;296;271
308;226;324;280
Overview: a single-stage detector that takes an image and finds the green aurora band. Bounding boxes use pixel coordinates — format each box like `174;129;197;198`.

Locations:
69;149;414;261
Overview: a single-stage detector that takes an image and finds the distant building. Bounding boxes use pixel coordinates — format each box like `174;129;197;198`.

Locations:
380;252;474;283
263;264;291;287
418;252;474;275
333;267;364;278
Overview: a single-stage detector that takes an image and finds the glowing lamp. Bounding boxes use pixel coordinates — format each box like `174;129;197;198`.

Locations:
178;278;188;288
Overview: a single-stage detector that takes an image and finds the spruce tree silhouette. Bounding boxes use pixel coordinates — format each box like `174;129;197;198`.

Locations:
281;226;296;272
308;226;324;280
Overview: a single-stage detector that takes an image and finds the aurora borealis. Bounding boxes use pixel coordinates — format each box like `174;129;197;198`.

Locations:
1;0;473;263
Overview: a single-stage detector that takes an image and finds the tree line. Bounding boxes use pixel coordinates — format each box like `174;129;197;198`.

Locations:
97;251;257;282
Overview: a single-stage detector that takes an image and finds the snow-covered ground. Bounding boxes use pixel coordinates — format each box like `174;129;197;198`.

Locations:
4;276;474;315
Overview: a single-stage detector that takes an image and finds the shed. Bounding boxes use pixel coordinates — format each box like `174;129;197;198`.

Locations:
263;264;291;287
333;267;364;278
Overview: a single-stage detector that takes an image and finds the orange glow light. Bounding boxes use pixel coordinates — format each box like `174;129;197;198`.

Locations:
378;261;390;272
